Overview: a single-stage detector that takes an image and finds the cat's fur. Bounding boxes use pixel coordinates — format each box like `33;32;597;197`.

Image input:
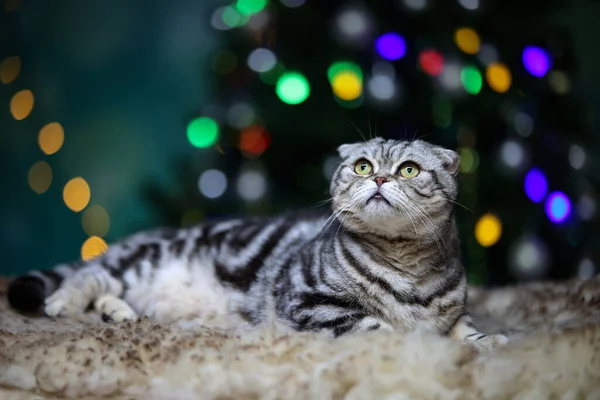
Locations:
8;138;506;349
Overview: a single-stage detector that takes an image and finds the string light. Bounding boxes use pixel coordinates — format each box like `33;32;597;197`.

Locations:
10;89;34;120
63;177;91;212
524;168;547;203
475;213;502;247
275;72;310;105
522;46;551;77
375;33;407;60
460;65;482;94
545;192;571;223
486;62;511;93
38;122;65;155
247;48;277;73
82;205;110;237
454;28;480;55
28;161;52;194
419;50;444;76
81;236;109;261
187;117;219;148
0;55;20;84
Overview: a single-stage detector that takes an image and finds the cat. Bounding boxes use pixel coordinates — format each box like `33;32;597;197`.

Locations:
8;138;507;350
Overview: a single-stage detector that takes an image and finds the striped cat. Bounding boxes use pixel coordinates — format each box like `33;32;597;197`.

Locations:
8;138;507;350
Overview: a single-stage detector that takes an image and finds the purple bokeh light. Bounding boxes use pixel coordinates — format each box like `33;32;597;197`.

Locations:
524;168;547;203
375;33;407;61
545;191;571;223
522;46;551;77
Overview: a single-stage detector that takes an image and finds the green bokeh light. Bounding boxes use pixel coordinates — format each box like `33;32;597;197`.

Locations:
222;6;249;27
236;0;267;15
461;65;483;95
327;61;363;83
259;62;285;85
275;72;310;105
187;117;219;148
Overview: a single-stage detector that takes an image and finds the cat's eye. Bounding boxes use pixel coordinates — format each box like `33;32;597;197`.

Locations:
354;159;373;175
398;162;420;178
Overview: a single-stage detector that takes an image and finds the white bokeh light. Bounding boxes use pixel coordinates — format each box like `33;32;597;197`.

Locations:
568;144;586;170
439;62;462;91
211;7;230;31
402;0;427;11
578;195;596;221
372;61;396;78
247;48;277;73
458;0;479;10
368;75;396;101
237;170;267;201
514;112;533;137
227;102;255;129
509;236;550;280
335;8;371;41
280;0;306;8
500;140;525;168
477;43;498;66
199;169;228;199
578;258;595;279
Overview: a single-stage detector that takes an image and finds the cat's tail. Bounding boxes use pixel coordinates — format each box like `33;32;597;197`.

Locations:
7;264;78;313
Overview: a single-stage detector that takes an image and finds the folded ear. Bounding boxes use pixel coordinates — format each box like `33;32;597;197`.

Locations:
337;143;362;159
436;148;460;176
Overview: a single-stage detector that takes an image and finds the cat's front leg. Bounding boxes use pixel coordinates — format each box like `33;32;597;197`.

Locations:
326;315;395;337
448;313;508;351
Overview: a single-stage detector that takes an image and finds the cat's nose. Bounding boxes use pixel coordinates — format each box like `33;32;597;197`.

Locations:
374;177;388;187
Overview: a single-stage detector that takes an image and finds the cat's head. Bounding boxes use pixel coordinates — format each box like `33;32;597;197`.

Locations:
330;138;460;239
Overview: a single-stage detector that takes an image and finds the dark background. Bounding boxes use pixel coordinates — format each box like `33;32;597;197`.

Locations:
1;0;599;286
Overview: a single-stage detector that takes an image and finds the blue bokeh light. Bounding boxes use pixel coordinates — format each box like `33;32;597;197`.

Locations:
375;33;407;61
545;192;571;223
522;46;551;77
524;168;547;203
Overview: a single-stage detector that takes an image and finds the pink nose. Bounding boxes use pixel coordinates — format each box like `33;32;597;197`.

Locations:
374;177;388;187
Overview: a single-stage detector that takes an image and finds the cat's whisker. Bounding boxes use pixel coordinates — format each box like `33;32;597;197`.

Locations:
346;119;368;143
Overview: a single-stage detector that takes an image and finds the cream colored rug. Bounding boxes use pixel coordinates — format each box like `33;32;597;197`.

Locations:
1;276;600;400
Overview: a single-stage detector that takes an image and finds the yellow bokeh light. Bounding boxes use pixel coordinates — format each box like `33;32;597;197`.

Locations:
63;177;91;212
28;161;52;194
475;213;502;248
38;122;65;155
332;72;363;101
0;56;21;84
4;0;20;12
81;236;109;261
82;205;110;237
10;89;34;120
486;63;512;93
454;28;480;55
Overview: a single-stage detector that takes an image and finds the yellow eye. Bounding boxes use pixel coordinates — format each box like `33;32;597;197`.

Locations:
354;159;373;175
399;163;420;178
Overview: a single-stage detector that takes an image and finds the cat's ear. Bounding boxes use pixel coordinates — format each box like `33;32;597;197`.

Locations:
437;148;460;176
337;143;360;159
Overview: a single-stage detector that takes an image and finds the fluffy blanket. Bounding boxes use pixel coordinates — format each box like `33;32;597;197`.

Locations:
1;276;600;400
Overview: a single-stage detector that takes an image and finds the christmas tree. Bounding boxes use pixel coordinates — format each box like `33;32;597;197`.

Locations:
145;0;599;286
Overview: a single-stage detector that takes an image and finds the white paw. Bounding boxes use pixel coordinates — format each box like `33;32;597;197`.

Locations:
44;288;85;318
94;294;138;323
465;333;509;351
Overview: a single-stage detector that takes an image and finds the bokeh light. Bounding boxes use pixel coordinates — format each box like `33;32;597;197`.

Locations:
454;28;480;55
259;62;285;85
212;50;237;74
187;117;219;148
439;62;462;91
81;236;109;261
237;170;267;201
332;72;363;101
63;177;91;212
279;0;306;8
375;33;407;60
247;48;277;73
568;145;585;170
459;147;479;173
578;258;595;280
367;75;396;101
577;195;596;221
38;122;65;155
199;169;228;199
227;102;255;129
522;46;551;77
236;0;267;16
240;125;271;157
275;72;310;105
222;6;249;28
500;140;525;169
548;71;570;94
28;161;52;195
477;44;497;66
419;50;444;76
327;61;363;83
514;112;533;137
0;55;21;84
336;9;370;41
509;236;549;280
181;208;204;227
460;65;482;94
403;0;427;11
211;7;232;31
486;63;511;93
458;0;479;10
545;192;571;223
524;168;547;203
82;205;110;237
10;89;34;120
475;213;502;247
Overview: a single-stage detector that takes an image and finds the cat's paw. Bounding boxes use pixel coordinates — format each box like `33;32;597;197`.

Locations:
464;333;509;351
44;288;86;318
94;294;138;323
